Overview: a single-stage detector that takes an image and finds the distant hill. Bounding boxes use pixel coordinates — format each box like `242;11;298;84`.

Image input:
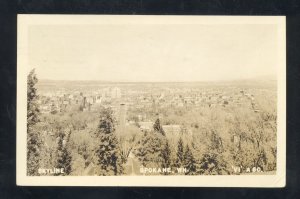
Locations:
37;77;277;91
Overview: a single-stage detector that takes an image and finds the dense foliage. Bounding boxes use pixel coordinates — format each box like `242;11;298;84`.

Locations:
55;131;72;175
27;71;277;176
95;108;123;175
27;69;42;176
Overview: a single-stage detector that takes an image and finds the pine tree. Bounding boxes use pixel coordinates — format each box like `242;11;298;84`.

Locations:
134;132;149;166
184;145;197;175
27;69;42;176
198;131;229;175
198;152;229;175
135;131;165;169
135;119;166;173
96;108;123;175
153;118;165;136
55;132;72;175
161;140;172;175
175;137;184;168
27;69;40;128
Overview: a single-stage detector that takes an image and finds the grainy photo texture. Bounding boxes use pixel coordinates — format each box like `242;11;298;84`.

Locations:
17;15;286;186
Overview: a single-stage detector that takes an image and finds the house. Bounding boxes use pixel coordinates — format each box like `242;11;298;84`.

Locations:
40;105;50;114
95;96;102;104
138;122;154;132
86;97;94;104
162;125;181;137
111;87;121;98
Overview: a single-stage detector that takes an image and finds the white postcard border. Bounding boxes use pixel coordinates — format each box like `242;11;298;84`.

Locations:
17;15;286;187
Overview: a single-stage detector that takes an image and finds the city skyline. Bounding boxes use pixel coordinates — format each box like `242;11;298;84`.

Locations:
18;15;285;186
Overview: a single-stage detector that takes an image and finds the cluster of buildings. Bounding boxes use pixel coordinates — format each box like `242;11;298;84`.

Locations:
123;86;260;113
38;87;122;114
37;84;260;141
137;121;191;140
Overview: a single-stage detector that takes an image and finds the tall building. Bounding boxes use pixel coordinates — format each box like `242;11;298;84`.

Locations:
111;87;121;99
118;103;127;133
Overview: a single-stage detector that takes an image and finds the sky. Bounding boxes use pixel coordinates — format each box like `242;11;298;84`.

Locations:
28;24;278;82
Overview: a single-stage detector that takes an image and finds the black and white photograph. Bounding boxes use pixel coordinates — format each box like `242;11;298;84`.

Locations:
17;15;286;186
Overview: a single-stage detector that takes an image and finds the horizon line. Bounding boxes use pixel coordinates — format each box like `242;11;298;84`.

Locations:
38;76;277;83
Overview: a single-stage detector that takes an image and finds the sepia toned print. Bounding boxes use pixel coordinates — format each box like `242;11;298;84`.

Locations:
17;15;286;187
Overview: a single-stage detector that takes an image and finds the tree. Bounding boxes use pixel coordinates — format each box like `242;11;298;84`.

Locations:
198;131;229;175
27;69;42;176
95;108;123;175
161;140;172;171
175;137;184;168
55;132;72;175
153;118;165;136
118;126;140;164
198;153;225;175
27;69;40;128
135;131;165;169
229;114;274;172
183;145;197;175
134;132;148;166
50;103;58;114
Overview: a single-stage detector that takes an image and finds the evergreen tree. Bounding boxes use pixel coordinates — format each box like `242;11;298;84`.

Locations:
175;137;184;168
56;132;72;175
162;140;171;167
134;132;148;166
198;131;229;175
153;118;165;136
27;69;42;176
95;108;123;175
27;69;40;128
198;152;229;175
135;131;165;169
184;145;197;175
